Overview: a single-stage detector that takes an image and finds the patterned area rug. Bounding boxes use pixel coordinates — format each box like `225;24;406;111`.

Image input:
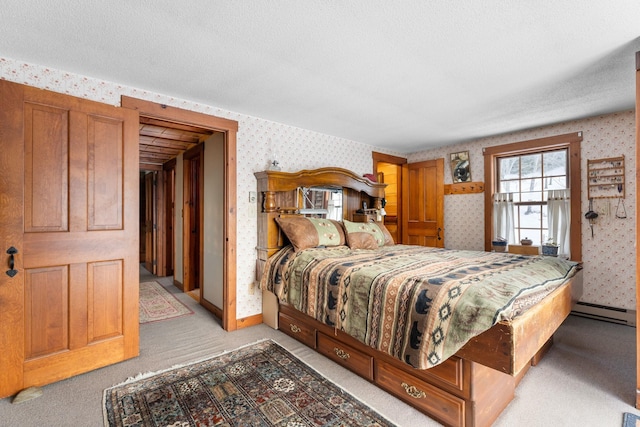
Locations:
103;340;393;426
139;281;193;324
623;412;640;427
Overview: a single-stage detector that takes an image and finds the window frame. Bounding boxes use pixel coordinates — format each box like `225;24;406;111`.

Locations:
483;132;582;261
498;148;568;245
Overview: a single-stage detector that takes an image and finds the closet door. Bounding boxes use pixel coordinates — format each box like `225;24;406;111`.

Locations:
0;80;139;398
403;159;444;247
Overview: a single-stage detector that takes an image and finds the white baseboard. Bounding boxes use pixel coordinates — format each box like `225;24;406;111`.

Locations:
571;302;636;326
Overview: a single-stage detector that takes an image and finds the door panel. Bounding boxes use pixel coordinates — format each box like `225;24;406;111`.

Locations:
403;159;444;247
0;80;139;398
87;115;124;230
24;103;69;232
88;260;124;341
24;266;69;359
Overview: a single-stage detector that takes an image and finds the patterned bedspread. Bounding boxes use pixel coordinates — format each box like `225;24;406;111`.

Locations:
260;244;579;370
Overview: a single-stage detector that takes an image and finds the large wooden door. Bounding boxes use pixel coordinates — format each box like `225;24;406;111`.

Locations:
0;80;139;398
403;159;444;247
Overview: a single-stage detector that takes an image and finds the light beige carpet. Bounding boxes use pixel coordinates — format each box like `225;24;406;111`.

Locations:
139;281;193;324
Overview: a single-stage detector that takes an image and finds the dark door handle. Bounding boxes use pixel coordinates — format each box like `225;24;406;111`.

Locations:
6;246;18;277
437;228;442;241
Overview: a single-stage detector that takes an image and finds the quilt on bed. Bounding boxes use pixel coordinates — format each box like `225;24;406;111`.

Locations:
260;244;579;369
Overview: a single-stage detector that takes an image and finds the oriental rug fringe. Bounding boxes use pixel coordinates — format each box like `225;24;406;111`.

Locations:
103;340;393;426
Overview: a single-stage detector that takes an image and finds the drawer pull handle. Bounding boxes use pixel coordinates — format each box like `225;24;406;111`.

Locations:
333;347;350;360
401;382;426;399
289;324;301;333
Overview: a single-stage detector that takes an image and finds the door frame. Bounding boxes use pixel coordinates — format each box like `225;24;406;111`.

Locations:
121;97;238;331
372;151;407;243
182;143;204;294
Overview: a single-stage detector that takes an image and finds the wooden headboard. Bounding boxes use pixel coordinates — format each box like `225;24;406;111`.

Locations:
254;167;386;278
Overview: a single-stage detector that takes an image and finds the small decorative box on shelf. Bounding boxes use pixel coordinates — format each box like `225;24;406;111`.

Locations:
508;245;540;256
353;209;379;223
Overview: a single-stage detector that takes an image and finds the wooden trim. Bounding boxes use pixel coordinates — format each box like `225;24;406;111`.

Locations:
635;50;640;409
121;96;238;132
372;151;408;165
155;170;166;276
140;163;162;171
182;143;204;293
223;129;238;331
237;313;263;329
444;181;485;195
373;151;406;243
482;132;583;156
121;96;238;331
483;133;582;262
163;159;176;276
200;297;222;319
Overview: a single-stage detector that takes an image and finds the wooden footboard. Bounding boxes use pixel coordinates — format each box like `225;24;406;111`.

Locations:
457;268;583;375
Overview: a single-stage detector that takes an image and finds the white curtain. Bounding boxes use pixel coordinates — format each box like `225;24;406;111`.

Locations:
493;192;516;244
547;189;571;258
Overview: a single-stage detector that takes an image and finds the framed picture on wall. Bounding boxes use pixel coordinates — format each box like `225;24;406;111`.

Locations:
450;151;471;183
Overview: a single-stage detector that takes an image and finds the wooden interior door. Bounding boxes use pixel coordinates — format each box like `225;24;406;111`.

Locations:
183;144;203;293
403;159;445;247
0;80;139;398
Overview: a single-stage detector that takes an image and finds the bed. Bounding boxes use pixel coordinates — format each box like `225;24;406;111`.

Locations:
255;167;583;427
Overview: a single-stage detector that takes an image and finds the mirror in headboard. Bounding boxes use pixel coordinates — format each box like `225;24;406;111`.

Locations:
297;186;343;220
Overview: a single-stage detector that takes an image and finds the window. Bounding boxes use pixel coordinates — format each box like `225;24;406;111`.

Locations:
497;149;568;245
483;132;582;261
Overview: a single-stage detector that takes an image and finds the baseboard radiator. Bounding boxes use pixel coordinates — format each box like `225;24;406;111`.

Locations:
571;301;636;326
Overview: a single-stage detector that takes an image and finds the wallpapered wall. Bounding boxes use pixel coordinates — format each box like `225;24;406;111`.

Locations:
1;57;635;315
409;111;636;310
0;57;404;318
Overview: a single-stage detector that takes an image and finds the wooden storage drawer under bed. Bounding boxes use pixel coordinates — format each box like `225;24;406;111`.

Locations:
376;360;466;427
317;332;374;381
278;311;317;349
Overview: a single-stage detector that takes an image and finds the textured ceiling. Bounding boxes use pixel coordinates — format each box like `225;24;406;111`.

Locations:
1;1;639;153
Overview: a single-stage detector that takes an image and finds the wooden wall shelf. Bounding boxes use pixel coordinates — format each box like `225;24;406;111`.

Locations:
587;156;625;199
444;181;485;195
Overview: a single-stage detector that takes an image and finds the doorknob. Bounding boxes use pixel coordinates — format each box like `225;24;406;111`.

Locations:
6;246;18;277
437;228;442;241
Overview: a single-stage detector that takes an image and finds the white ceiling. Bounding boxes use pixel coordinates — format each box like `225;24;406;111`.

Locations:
2;1;639;153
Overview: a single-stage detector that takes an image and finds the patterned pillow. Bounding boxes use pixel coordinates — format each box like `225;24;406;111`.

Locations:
275;216;346;251
343;219;386;249
375;221;395;246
